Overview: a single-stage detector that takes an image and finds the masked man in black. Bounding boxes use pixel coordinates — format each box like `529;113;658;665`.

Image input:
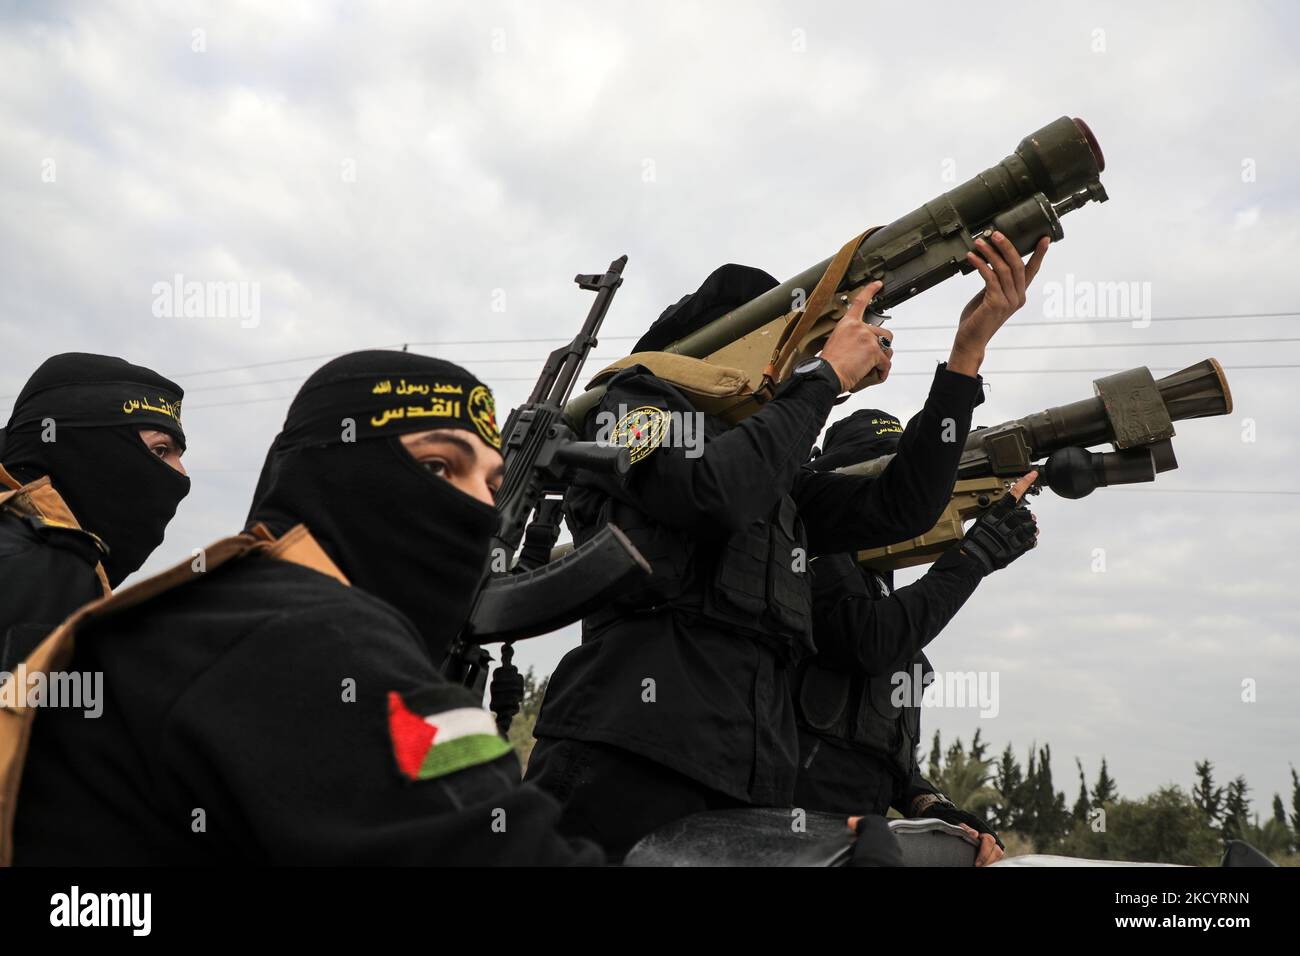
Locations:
527;233;1049;859
8;351;602;865
794;409;1040;866
1;353;189;669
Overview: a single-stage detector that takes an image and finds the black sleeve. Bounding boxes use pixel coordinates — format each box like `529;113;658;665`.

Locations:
810;547;985;676
892;770;945;817
0;516;103;670
583;363;841;532
161;600;605;866
793;364;982;555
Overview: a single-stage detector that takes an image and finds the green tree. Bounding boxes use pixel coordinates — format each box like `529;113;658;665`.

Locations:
1266;795;1294;855
927;730;942;781
1243;816;1294;859
991;744;1023;832
1192;759;1224;825
1221;776;1251;843
1272;793;1288;827
506;667;548;769
1072;758;1091;822
1290;766;1300;844
1023;744;1071;851
1091;758;1118;806
932;736;999;815
1017;745;1039;839
1059;785;1221;866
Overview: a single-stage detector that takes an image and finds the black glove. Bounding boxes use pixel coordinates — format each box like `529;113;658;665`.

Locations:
917;802;1005;850
849;815;904;867
960;494;1038;574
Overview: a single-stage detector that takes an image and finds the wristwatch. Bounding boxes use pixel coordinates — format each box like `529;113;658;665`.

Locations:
793;357;832;380
910;792;957;817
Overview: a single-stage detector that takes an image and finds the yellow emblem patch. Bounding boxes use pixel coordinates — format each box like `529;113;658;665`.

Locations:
468;385;501;450
613;406;670;464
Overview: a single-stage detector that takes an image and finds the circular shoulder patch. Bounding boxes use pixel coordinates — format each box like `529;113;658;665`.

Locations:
467;385;501;450
613;405;671;464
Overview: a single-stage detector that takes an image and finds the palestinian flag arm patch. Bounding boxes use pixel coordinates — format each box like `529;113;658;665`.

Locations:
387;690;512;782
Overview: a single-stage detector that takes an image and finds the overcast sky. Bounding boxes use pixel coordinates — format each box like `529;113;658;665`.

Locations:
3;1;1296;821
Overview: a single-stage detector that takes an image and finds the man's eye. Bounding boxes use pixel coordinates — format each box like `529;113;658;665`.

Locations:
151;444;169;459
422;459;449;478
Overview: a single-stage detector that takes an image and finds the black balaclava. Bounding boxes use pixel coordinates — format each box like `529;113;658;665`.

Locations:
634;263;779;353
0;352;191;587
246;351;503;661
810;408;903;472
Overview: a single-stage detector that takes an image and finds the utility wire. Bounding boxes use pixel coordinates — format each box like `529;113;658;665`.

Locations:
182;362;1299;411
5;310;1296;401
115;309;1300;380
177;336;1300;393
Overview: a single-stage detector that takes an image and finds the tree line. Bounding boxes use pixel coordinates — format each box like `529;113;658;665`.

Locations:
507;669;1296;865
927;728;1298;865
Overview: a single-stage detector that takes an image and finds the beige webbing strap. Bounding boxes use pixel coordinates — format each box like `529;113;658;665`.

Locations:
0;520;352;868
0;532;268;865
757;227;877;402
0;470;111;597
264;524;349;585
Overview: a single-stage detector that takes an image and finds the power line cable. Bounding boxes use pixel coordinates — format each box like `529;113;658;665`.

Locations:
176;336;1300;393
105;309;1300;380
5;310;1295;401
181;362;1300;411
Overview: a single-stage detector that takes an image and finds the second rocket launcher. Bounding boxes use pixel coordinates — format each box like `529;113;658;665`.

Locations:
835;358;1235;571
566;115;1109;427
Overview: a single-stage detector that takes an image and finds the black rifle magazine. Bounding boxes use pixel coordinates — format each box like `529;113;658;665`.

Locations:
463;524;651;643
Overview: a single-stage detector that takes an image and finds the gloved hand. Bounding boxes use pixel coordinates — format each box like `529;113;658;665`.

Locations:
846;815;904;867
960;470;1039;574
918;802;1005;851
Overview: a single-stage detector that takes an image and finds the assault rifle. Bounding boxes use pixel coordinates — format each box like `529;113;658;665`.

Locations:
443;256;651;705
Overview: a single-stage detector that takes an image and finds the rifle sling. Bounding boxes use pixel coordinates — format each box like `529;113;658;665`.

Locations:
757;226;878;402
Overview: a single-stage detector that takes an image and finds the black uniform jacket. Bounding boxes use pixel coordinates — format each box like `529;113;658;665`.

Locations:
13;555;603;865
534;361;982;804
794;547;984;816
1;469;107;671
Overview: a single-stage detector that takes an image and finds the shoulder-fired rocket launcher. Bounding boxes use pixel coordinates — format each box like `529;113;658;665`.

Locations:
837;358;1234;571
565;115;1109;427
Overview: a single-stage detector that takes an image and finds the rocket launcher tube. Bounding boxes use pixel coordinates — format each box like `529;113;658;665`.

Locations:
836;359;1234;571
564;116;1108;428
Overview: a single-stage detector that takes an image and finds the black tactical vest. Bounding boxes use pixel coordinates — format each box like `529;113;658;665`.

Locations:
793;565;924;779
578;493;815;662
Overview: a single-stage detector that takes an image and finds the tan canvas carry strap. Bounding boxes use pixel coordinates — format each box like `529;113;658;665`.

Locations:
585;352;754;417
756;227;878;402
0;524;346;865
262;524;349;585
0;467;111;597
